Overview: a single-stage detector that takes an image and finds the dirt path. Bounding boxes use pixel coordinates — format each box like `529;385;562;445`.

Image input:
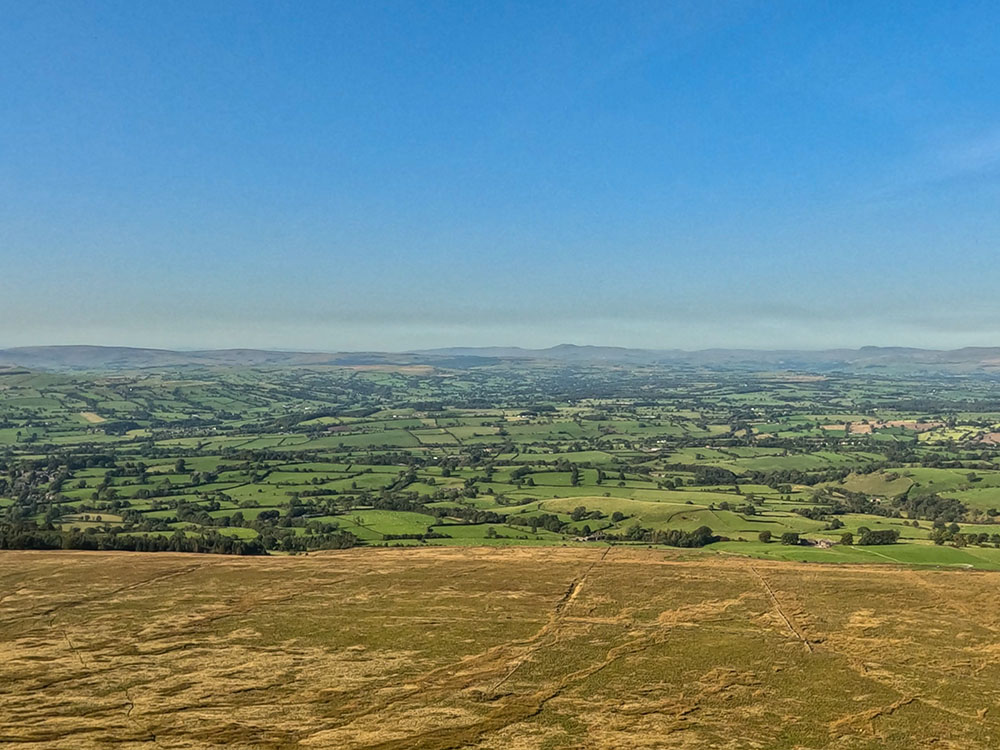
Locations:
489;546;612;693
749;565;813;653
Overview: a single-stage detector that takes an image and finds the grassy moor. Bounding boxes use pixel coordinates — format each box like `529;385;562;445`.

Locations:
4;547;1000;749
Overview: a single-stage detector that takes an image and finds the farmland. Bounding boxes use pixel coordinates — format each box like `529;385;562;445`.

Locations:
4;547;1000;748
5;357;1000;565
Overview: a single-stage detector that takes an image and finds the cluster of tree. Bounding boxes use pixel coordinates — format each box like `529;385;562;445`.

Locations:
509;513;566;534
692;466;738;485
656;464;737;486
750;467;855;488
429;506;503;525
0;523;267;555
257;527;357;551
893;494;966;523
808;488;969;524
569;505;604;521
929;526;1000;547
793;506;832;521
382;531;450;541
612;524;717;547
856;528;899;545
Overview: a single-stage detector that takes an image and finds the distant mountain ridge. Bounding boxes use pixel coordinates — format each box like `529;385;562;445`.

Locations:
0;346;419;370
3;343;1000;373
417;344;1000;369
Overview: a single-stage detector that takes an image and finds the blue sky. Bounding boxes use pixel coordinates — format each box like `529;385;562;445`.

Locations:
3;1;1000;351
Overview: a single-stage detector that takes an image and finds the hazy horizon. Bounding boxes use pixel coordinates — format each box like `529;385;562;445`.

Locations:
3;324;1000;353
3;340;1000;355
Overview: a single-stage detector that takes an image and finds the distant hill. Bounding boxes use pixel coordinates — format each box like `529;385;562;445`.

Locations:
3;344;1000;373
0;346;426;370
417;344;669;363
417;344;1000;372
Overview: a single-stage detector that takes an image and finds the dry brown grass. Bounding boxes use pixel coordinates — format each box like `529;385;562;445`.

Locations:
3;547;1000;748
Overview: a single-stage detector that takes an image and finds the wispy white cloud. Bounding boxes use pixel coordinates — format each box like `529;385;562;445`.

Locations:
936;127;1000;175
858;124;1000;208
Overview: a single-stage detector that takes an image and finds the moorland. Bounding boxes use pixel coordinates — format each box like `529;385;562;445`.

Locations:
5;547;1000;748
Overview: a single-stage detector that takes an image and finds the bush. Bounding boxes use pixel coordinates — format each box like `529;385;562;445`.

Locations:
758;530;771;544
780;532;800;546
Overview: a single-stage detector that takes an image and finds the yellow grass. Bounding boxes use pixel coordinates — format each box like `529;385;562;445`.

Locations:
3;548;1000;748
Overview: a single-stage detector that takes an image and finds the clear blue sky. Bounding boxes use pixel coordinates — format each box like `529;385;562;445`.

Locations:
3;1;1000;351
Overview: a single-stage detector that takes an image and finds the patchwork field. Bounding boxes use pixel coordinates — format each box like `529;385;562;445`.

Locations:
7;364;1000;563
3;548;1000;749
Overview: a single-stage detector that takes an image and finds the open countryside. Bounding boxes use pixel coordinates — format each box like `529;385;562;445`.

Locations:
6;1;1000;746
6;350;1000;566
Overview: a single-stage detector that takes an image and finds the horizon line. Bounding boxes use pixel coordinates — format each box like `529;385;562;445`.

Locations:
3;342;1000;355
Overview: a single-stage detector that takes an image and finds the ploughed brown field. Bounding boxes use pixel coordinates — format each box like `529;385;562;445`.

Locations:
3;548;1000;749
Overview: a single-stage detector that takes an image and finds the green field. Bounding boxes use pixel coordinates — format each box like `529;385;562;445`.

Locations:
3;361;1000;566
